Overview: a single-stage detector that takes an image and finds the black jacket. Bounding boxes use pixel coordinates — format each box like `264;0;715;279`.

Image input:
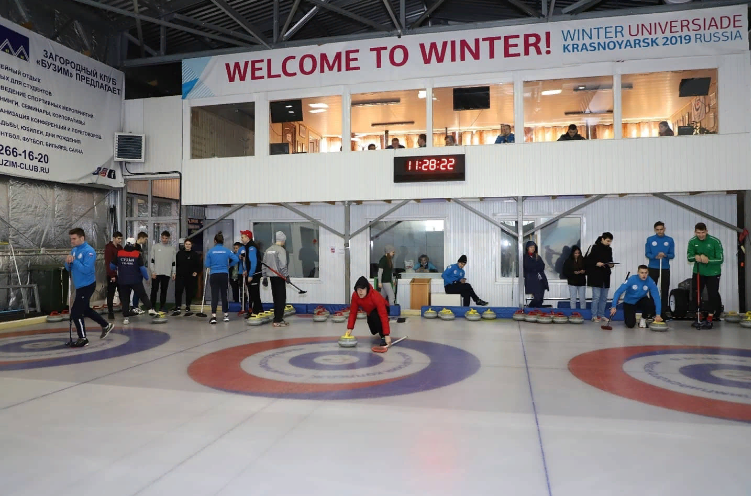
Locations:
523;241;549;295
176;250;201;278
558;133;586;141
562;255;586;286
585;242;613;288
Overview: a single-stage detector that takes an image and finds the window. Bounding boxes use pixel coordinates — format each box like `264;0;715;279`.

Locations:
191;103;255;158
351;89;426;150
524;76;614;142
253;222;319;278
498;217;582;280
622;69;718;138
433;84;514;146
269;95;342;154
370;220;444;274
125;178;181;254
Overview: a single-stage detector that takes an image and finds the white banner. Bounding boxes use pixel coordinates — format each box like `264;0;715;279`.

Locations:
0;17;124;186
183;5;747;100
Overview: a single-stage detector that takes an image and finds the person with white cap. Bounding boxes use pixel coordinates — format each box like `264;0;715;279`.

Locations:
378;245;396;306
262;231;291;327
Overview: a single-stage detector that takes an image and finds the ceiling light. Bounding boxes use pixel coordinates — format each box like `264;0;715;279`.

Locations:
309;109;326;113
308;103;329;108
573;83;632;92
563;110;613;116
371;121;415;127
418;90;426;99
285;105;293;108
288;110;295;113
541;89;562;96
352;98;401;107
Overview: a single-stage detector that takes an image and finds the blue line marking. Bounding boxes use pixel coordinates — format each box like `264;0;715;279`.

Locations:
518;324;553;496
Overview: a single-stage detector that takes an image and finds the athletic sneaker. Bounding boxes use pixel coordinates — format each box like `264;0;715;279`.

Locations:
638;318;647;329
272;321;288;327
184;310;193;317
700;320;714;329
108;313;115;320
132;308;145;315
592;317;601;323
148;309;158;317
476;300;489;306
171;309;181;317
380;337;387;346
71;338;89;348
100;322;114;339
123;318;130;325
210;317;217;324
223;314;230;322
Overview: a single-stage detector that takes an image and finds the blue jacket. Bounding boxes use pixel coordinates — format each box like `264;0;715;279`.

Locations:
645;234;675;270
65;241;97;288
442;264;465;285
612;275;661;315
494;133;515;144
205;244;239;274
109;246;149;285
238;244;258;277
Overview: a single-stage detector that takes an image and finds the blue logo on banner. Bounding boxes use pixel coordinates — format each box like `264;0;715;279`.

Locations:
0;24;29;62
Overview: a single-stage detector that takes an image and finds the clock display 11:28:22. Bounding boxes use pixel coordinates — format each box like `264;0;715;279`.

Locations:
405;157;456;171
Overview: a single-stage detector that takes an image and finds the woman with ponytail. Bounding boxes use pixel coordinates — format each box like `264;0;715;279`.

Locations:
586;232;615;322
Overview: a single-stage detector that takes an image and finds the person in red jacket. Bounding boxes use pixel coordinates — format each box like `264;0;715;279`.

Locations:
345;276;391;346
104;231;123;319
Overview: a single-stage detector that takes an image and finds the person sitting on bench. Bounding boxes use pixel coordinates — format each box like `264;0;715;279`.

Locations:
441;255;488;306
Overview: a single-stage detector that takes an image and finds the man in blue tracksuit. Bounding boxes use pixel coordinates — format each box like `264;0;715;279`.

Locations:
609;265;664;329
205;233;240;324
110;237;158;325
644;221;675;319
64;228;113;347
441;255;488;307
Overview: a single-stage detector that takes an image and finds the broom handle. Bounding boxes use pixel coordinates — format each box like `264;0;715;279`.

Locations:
200;268;209;309
387;336;408;348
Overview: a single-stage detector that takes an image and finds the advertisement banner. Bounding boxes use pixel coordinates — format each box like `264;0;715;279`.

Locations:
183;5;747;100
0;17;124;186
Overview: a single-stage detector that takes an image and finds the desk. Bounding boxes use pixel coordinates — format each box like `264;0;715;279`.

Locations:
396;275;446;309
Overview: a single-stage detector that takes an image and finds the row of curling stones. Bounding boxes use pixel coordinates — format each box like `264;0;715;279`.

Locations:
513;310;584;324
47;304;123;323
314;306;367;322
422;308;497;320
719;311;751;328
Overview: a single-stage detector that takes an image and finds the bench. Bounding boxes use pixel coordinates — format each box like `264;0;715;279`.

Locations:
431;293;462;307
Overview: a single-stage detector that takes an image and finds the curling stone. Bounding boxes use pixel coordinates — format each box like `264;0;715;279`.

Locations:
246;314;264;326
438;308;455;321
46;312;64;323
313;310;328;322
423;308;438;319
338;334;357;348
740;316;751;329
151;312;168;324
524;311;538;323
331;311;347;323
568;312;584;324
341;308;350;316
93;305;106;315
649;320;669;332
465;309;482;321
482;309;497;320
356;311;367;320
61;310;70;320
512;310;526;321
553;312;569;324
262;311;274;323
724;311;741;323
536;312;553;324
284;304;296;317
314;306;330;316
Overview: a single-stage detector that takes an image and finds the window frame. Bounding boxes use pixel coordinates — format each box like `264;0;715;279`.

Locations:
251;220;323;281
366;217;448;278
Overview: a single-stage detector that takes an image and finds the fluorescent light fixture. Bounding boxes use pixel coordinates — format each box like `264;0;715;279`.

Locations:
563;110;613;116
308;103;329;108
309;109;327;113
285;105;293;108
541;89;562;96
371;121;415;126
352;98;401;107
573;83;632;92
418;90;426;99
288;110;295;113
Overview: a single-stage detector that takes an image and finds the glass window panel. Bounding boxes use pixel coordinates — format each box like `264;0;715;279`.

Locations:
252;222;319;278
538;217;582;280
351;89;426;151
499;221;535;278
370;220;444;274
153;223;179;250
523;76;614;142
433;84;514;147
126;180;149;218
621;69;718;138
191;103;255;159
269;95;342;154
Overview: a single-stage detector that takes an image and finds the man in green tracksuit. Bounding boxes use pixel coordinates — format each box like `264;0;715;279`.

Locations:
687;222;723;329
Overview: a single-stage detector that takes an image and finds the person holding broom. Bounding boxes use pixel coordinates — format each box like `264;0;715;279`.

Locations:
344;276;391;346
609;265;664;329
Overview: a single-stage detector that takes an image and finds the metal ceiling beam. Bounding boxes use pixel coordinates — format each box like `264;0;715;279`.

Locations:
160;25;167;55
12;0;29;23
209;0;271;48
281;0;302;40
74;20;93;53
30;0;115;31
305;0;390;32
351;199;411;238
451;199;519;238
653;194;742;234
273;0;279;43
541;0;547;17
125;32;158;56
280;203;345;239
283;2;324;41
68;0;251;47
561;0;605;15
170;13;259;43
523;195;605;236
113;0;209;30
400;0;406;30
382;0;402;35
132;0;146;58
410;0;446;29
51;18;75;41
507;0;541;18
547;0;556;19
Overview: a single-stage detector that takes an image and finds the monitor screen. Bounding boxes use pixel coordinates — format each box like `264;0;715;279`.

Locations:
270;143;290;155
678;78;711;98
677;126;694;136
270;99;303;123
453;86;490;111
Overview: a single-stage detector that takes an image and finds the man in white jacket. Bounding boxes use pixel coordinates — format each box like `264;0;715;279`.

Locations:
150;230;176;312
262;231;290;327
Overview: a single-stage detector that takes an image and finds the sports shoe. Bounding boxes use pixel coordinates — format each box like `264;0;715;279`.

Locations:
184;310;193;317
100;322;114;339
148;309;158;317
223;314;230;322
123;318;130;325
171;309;181;316
108;313;115;320
638;318;647;329
132;308;145;315
272;321;288;327
700;320;714;329
476;300;489;306
380;337;387;346
691;320;703;329
592;317;601;323
210;317;217;324
72;338;89;348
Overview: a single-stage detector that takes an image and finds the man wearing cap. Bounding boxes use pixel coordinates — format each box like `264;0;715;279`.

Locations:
441;255;488;306
110;237;158;325
238;230;260;315
262;231;291;327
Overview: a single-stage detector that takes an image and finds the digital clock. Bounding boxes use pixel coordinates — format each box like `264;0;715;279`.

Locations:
393;154;466;183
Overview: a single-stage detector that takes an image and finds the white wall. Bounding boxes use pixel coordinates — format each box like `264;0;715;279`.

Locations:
123;96;182;173
207;194;740;310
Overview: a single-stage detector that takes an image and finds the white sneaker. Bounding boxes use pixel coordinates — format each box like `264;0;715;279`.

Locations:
223;314;230;322
123;318;129;325
132;308;145;315
639;318;647;328
592;316;601;323
148;309;158;317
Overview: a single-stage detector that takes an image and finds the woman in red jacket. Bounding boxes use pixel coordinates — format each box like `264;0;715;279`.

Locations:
345;276;391;346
